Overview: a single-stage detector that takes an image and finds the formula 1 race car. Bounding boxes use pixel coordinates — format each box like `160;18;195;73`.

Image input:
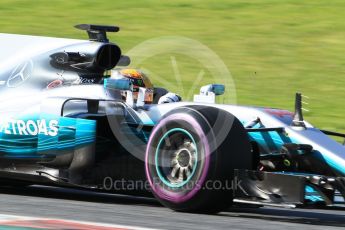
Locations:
0;24;344;213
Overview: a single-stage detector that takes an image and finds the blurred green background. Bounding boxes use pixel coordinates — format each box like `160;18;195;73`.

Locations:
0;0;344;133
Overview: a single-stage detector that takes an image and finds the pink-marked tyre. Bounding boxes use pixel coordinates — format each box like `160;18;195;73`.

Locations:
145;106;253;213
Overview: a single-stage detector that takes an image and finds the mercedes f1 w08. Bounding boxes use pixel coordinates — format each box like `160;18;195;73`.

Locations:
0;24;344;212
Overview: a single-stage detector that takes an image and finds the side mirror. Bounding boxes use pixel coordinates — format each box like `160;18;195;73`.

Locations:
200;84;225;96
194;84;225;104
104;78;137;107
104;78;133;91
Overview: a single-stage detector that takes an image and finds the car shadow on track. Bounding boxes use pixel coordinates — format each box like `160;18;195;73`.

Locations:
0;185;344;227
0;185;161;207
222;207;345;227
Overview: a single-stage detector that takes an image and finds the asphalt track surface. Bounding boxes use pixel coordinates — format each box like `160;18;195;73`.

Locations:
0;186;344;229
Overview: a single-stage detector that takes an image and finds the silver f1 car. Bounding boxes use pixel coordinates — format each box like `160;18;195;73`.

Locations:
0;25;344;213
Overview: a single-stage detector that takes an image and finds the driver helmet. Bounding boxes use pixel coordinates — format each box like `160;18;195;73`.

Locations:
111;68;154;104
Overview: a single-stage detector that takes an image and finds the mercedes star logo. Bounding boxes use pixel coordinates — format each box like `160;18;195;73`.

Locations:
7;60;34;88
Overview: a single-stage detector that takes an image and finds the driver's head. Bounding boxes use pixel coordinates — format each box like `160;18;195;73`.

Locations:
111;68;154;104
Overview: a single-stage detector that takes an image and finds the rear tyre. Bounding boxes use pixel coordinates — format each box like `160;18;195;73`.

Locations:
145;106;252;213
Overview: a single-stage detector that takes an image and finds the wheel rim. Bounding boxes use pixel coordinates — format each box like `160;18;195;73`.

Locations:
155;128;198;188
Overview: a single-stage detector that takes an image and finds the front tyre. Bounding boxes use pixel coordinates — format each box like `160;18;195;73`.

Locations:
145;106;252;213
